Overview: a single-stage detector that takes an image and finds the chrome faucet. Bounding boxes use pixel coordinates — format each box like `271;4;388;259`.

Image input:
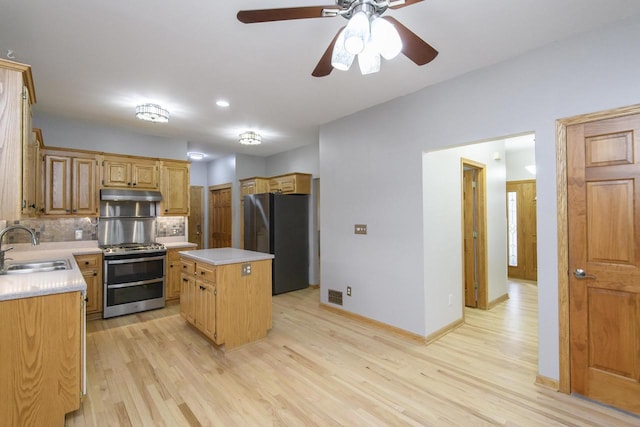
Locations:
0;225;39;274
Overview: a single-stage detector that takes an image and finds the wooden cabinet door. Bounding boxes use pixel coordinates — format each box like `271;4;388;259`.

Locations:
194;280;216;341
180;273;196;324
165;257;181;300
160;161;189;215
72;157;97;215
80;268;101;314
44;154;72;215
201;283;216;341
102;159;131;187
131;161;158;189
75;253;102;314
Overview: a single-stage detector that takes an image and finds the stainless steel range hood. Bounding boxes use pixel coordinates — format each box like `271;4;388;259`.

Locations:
100;189;162;202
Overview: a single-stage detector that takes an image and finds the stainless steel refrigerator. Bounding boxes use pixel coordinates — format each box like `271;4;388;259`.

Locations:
244;193;309;295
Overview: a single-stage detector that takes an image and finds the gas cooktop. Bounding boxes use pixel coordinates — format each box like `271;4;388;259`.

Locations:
101;242;166;255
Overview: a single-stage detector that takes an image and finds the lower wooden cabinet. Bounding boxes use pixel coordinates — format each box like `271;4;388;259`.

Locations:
181;260;217;342
166;246;196;302
179;256;272;350
74;253;102;315
0;291;83;426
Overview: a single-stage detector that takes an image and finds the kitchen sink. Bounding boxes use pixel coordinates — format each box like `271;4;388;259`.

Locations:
4;259;71;274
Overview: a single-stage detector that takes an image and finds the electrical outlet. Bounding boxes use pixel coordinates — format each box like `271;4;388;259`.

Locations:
75;230;83;240
347;286;352;296
354;224;367;235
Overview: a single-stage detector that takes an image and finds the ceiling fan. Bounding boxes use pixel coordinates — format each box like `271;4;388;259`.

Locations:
237;0;438;77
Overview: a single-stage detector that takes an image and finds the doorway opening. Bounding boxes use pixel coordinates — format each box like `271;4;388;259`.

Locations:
188;186;204;249
461;159;488;309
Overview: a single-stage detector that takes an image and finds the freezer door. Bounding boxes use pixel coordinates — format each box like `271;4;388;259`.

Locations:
244;193;271;254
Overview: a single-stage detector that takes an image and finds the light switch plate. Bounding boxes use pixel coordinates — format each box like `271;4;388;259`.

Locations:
354;224;367;235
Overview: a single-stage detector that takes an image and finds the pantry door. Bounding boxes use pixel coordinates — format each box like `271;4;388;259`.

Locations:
567;113;640;414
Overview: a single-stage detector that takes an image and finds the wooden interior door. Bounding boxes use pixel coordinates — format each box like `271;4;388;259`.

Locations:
188;186;204;249
506;180;537;281
567;113;640;414
209;185;232;248
463;168;478;307
461;161;488;309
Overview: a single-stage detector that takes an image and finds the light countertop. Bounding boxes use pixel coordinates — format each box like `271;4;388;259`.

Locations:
0;240;196;301
0;251;86;301
179;248;274;265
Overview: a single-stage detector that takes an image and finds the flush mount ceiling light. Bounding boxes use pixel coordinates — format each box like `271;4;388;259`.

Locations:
239;131;262;145
135;103;170;123
216;99;230;107
187;152;206;160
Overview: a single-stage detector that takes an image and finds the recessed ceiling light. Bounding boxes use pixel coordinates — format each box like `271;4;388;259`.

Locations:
216;100;230;107
187;152;206;160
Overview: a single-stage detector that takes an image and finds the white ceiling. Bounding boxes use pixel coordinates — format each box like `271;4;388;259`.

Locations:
2;1;640;160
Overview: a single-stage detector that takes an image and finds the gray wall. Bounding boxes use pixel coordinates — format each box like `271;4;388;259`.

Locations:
33;112;188;159
319;14;640;381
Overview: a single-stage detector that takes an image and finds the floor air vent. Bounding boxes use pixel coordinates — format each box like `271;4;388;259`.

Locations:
328;289;343;305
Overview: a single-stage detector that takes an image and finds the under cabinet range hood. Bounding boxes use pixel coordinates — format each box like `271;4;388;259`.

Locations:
100;189;162;202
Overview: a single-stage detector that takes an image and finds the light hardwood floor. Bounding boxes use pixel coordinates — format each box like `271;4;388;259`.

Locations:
66;281;639;426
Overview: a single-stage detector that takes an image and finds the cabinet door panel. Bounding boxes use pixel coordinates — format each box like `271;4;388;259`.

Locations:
132;162;158;189
102;160;130;187
44;154;71;215
72;157;97;215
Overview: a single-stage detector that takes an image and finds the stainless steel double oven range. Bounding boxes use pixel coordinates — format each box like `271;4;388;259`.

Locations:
98;189;167;319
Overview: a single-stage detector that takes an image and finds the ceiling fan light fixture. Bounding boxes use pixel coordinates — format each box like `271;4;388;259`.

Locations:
344;10;370;55
135;103;169;123
239;131;262;145
357;41;381;75
371;17;402;60
331;29;355;71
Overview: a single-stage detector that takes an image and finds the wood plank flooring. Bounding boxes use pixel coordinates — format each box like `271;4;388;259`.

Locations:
66;281;639;426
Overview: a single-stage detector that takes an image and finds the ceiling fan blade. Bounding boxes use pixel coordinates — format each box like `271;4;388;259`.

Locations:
388;0;424;10
383;16;438;66
312;27;345;77
237;6;337;23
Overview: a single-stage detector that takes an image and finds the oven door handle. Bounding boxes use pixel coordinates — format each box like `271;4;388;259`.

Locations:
105;255;166;265
107;278;164;289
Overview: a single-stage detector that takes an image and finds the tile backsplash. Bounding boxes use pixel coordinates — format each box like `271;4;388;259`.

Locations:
0;217;185;243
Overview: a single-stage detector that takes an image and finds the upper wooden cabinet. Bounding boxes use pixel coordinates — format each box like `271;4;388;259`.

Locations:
0;59;35;220
42;149;98;216
159;160;190;215
101;155;159;189
22;127;42;216
269;172;311;194
240;177;270;197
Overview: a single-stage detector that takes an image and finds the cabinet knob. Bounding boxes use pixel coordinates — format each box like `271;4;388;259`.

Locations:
133;183;137;186
127;182;131;186
200;271;205;275
85;261;90;265
93;272;97;276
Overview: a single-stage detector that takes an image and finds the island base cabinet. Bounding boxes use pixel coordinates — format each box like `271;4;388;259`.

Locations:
0;291;82;426
216;260;272;349
180;257;272;350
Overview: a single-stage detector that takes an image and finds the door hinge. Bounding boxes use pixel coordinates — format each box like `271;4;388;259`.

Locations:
22;87;28;100
474;281;479;290
472;180;477;189
473;231;478;239
214;288;217;296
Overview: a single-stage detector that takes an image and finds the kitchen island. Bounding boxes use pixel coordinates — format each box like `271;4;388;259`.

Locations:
179;248;274;350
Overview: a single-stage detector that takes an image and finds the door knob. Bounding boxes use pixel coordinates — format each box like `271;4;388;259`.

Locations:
573;268;596;279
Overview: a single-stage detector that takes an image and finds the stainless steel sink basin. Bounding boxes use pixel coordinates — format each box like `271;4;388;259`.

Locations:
4;259;71;274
